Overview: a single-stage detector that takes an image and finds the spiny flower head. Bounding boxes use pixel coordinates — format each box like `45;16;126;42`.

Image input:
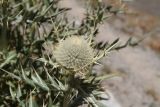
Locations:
54;36;94;72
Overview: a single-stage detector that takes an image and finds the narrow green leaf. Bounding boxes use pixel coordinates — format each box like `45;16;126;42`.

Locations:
45;70;60;90
0;68;21;80
54;76;66;91
31;74;49;91
94;73;120;82
21;66;35;87
9;86;16;100
48;96;53;107
31;70;50;91
16;84;22;100
29;94;38;107
0;51;17;68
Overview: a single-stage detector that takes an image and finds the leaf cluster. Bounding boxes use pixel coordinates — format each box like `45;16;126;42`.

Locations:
0;0;125;107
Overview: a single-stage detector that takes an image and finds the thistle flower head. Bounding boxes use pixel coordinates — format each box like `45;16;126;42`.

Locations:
54;36;94;71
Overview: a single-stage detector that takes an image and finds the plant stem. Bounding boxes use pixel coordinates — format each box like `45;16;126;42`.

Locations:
63;75;74;107
63;87;72;107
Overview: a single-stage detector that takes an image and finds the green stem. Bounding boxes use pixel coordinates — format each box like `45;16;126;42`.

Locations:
62;75;74;107
63;87;72;107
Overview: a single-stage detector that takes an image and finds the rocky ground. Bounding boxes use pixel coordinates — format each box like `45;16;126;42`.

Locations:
59;0;160;107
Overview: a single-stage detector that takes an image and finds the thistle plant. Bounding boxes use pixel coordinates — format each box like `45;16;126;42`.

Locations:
54;36;94;78
0;0;128;107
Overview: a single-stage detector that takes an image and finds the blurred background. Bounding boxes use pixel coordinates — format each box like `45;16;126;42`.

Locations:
58;0;160;107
